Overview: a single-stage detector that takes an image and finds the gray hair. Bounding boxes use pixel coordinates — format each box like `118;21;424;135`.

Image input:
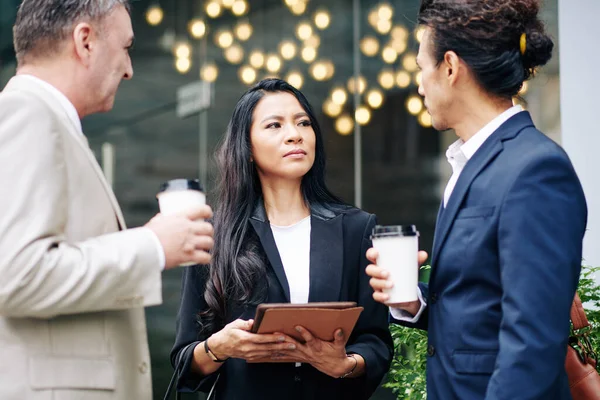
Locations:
13;0;130;65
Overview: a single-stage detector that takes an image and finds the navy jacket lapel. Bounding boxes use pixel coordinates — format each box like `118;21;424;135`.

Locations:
431;112;535;269
308;210;344;302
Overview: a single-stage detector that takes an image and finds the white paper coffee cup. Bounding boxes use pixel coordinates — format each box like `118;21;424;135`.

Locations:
156;179;206;266
156;179;205;216
371;225;419;304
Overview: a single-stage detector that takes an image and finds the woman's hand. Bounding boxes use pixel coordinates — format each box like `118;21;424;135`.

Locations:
270;326;359;378
208;319;297;362
192;319;297;375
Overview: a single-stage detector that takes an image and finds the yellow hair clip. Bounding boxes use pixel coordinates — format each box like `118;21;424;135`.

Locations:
520;33;527;55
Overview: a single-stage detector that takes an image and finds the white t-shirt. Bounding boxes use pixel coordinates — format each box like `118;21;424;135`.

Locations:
270;216;311;304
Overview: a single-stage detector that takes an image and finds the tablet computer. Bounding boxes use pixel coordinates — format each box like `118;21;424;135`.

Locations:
251;302;363;342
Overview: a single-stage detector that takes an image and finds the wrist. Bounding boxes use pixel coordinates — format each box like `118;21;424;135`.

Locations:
339;354;358;379
406;300;421;316
206;334;228;362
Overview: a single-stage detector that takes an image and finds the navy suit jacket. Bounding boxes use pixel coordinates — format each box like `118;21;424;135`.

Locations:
393;112;587;400
171;202;393;400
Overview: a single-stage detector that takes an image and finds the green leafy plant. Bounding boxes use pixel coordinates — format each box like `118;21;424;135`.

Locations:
383;266;429;400
384;264;600;400
574;265;600;353
384;323;428;400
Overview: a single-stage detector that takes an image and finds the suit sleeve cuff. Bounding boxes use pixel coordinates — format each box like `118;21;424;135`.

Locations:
389;288;427;323
144;227;166;270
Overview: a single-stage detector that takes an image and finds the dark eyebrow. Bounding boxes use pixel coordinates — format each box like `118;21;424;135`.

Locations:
260;112;309;124
260;115;284;124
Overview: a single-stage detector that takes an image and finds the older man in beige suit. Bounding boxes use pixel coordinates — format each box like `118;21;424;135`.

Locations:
0;1;215;399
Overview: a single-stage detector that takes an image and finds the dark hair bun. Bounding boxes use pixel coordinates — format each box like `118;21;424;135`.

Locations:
522;27;554;73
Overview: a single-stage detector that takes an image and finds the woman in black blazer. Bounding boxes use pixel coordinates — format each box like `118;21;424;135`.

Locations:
170;79;393;400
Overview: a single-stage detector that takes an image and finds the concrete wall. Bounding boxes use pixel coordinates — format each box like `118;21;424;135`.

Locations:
559;0;600;271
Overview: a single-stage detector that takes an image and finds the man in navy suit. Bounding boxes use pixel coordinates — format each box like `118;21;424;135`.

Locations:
366;1;587;399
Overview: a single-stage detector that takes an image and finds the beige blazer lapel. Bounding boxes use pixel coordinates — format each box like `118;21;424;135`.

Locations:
4;77;127;229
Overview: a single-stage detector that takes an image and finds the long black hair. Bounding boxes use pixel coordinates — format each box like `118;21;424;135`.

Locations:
418;0;553;99
202;78;343;335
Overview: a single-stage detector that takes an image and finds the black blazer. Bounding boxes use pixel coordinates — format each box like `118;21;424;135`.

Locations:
170;201;393;400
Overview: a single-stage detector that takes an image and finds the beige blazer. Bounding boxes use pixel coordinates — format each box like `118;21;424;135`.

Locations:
0;76;163;400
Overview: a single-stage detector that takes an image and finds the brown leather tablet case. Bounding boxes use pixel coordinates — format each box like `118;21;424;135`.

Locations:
248;302;364;363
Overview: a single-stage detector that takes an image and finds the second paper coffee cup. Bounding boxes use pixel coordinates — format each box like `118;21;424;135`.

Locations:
371;225;419;304
156;179;205;216
156;179;206;267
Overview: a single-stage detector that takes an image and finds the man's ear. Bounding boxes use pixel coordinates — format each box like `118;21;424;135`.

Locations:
72;22;93;66
443;50;461;87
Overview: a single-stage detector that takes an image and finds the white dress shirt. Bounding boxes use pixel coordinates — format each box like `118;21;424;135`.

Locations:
391;105;524;322
271;216;311;368
18;74;167;269
271;216;311;304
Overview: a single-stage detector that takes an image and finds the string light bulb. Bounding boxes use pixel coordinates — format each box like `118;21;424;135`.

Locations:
200;63;219;82
235;22;253;41
396;70;411;88
310;62;328;81
331;87;348;105
382;46;397;64
367;89;384;109
296;22;313;41
279;41;297;60
418;110;433;127
378;69;395;89
286;71;304;89
216;30;234;48
301;46;317;63
239;65;257;84
290;1;307;15
335;114;354;135
225;44;244;64
249;50;265;68
146;5;163;26
360;36;379;57
304;35;321;49
378;3;394;20
402;53;418;72
175;57;191;74
406;95;424;115
347;76;367;94
323;100;342;118
174;43;191;59
314;10;331;30
266;54;282;72
232;0;248;16
355;106;371;125
206;1;221;18
188;19;206;39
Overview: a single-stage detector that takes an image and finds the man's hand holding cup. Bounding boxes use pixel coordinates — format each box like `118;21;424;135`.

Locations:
365;225;428;317
146;179;214;269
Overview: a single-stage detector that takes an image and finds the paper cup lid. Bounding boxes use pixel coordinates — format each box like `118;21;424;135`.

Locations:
158;179;204;193
371;225;419;239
